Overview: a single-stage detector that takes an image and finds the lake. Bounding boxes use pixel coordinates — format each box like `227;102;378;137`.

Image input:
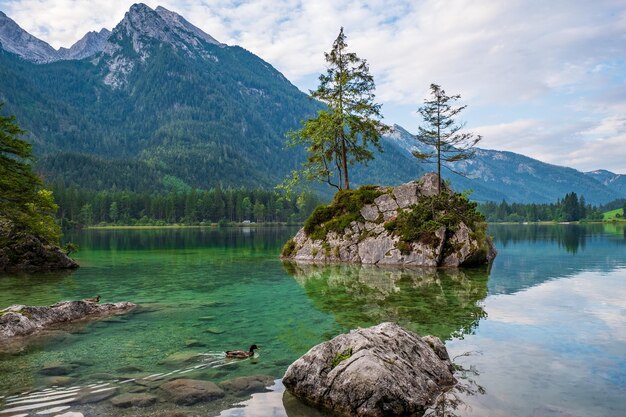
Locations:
0;224;625;417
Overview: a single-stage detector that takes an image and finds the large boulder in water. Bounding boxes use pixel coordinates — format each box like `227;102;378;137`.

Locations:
0;300;136;341
281;173;496;267
0;218;78;272
283;322;457;417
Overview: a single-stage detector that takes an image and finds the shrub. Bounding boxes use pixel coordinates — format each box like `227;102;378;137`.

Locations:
303;186;383;241
384;190;486;250
281;239;297;257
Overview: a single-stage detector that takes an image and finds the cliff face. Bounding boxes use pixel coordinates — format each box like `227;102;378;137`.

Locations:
0;219;78;273
282;173;496;267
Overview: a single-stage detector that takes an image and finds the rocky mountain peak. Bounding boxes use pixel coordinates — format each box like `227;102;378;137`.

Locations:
107;3;221;56
0;10;58;63
58;28;111;60
101;3;223;87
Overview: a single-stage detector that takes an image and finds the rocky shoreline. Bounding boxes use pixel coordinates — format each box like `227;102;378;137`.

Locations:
0;219;78;272
0;300;136;341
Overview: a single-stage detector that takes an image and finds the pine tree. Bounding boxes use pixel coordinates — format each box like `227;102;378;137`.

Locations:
0;103;60;243
413;84;482;194
286;28;388;190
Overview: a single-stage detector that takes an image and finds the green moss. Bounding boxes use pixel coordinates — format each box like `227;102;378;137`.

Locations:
395;240;412;255
322;241;331;257
304;186;384;241
281;239;297;257
331;347;353;369
384;190;486;251
311;248;319;257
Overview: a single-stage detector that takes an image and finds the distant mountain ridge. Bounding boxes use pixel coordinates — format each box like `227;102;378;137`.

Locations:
387;125;624;204
0;4;624;205
0;10;110;62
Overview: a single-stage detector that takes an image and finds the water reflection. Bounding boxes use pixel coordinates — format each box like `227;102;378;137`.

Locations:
283;262;489;341
487;223;626;295
62;226;298;252
489;223;625;254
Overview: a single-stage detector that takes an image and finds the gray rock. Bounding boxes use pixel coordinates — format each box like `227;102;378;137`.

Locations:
392;182;420;208
111;393;158;408
360;204;380;222
159;379;225;405
358;235;397;264
374;193;399;213
218;375;274;396
0;300;136;341
282;174;496;267
417;172;445;196
442;222;496;267
283;322;456;417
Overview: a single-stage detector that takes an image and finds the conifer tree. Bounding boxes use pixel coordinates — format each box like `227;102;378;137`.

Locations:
287;28;388;190
413;84;482;194
0;103;60;243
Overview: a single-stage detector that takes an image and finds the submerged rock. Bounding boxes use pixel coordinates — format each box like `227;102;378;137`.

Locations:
0;218;78;272
283;322;456;417
218;375;274;396
159;379;225;405
39;362;74;376
110;393;158;408
0;300;136;341
282;173;496;267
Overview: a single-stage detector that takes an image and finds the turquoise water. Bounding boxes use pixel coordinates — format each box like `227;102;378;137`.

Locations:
0;224;625;416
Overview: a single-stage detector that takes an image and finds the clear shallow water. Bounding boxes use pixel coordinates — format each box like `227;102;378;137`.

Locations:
0;224;625;417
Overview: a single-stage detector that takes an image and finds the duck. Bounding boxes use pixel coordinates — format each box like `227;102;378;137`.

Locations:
225;344;259;359
84;295;101;303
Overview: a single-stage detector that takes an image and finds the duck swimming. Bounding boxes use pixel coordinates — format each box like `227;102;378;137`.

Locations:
225;344;259;359
84;295;100;303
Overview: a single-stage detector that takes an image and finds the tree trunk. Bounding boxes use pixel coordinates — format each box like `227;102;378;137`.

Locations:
340;129;350;190
437;101;441;195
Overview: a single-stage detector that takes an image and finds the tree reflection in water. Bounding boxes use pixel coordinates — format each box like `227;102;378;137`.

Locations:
426;352;486;417
283;262;490;341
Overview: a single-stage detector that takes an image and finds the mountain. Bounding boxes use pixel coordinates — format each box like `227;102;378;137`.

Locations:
584;170;626;196
0;3;313;189
57;29;111;60
0;4;624;204
0;10;58;63
386;125;624;204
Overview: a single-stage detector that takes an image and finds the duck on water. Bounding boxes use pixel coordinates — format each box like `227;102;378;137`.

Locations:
226;344;259;358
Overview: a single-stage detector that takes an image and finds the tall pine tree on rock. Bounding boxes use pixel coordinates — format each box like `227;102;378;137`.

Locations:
413;84;482;194
286;28;388;191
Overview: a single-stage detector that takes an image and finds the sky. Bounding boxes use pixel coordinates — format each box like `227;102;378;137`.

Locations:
1;0;626;173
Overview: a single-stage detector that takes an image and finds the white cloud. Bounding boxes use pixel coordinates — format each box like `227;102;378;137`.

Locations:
1;0;626;172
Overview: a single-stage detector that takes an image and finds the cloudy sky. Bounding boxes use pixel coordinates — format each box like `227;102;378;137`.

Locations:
2;0;626;173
